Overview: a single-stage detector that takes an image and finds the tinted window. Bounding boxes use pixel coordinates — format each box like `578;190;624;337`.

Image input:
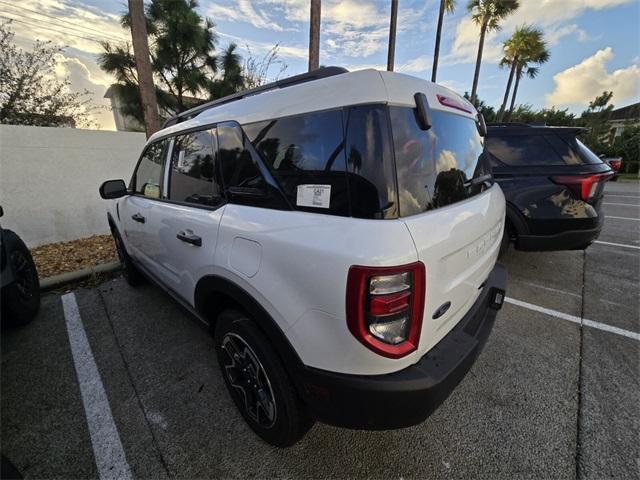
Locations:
486;134;568;166
218;123;266;191
390;107;488;216
168;130;223;207
346;105;397;219
218;123;289;210
572;138;604;165
133;140;166;198
243;110;348;215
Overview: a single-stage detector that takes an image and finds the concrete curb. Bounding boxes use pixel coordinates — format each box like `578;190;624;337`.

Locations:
40;261;121;291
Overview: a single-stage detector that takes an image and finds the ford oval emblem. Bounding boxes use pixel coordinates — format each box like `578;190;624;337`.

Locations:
432;301;451;319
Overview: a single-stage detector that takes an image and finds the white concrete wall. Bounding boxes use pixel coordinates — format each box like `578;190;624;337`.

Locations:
0;125;146;247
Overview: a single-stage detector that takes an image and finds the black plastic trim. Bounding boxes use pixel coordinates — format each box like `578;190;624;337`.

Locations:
517;225;602;251
194;275;306;388
296;262;507;430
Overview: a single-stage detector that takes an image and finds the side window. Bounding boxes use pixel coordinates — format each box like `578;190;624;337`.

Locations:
485;134;566;166
243;110;349;216
133;140;166;198
217;123;267;192
168;130;223;207
345;105;398;219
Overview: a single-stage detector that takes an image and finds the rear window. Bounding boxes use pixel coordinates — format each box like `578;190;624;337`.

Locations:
486;132;599;166
571;138;604;165
389;107;488;217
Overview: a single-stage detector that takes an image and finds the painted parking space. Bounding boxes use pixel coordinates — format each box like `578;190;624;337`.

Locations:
1;183;638;479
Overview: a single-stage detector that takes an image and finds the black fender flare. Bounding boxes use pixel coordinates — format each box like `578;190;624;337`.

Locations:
107;211;116;231
194;275;306;390
504;201;529;238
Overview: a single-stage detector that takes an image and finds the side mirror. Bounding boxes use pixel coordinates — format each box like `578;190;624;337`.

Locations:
99;179;128;199
477;113;487;137
414;92;432;131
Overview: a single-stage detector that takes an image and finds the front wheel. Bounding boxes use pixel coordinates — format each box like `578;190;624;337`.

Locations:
214;310;313;447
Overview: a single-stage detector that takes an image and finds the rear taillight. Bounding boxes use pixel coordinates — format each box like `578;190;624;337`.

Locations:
346;262;426;359
551;172;614;202
609;159;621;172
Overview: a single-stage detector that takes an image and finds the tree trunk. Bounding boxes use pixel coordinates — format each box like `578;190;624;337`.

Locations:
506;65;522;122
497;58;517;122
387;0;398;71
308;0;321;71
431;0;446;82
128;0;160;138
470;19;488;105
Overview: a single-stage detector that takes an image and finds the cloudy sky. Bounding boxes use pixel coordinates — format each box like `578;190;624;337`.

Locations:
2;0;639;130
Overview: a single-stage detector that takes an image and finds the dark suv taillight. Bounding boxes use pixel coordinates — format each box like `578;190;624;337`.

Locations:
551;172;613;202
609;159;622;172
346;262;426;359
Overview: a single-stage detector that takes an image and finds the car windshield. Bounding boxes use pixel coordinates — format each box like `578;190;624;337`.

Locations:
389;107;489;217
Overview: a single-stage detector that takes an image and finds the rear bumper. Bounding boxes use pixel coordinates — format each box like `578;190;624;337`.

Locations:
297;263;507;430
516;224;602;251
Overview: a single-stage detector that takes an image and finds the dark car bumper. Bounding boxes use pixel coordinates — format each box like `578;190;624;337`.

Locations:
297;263;507;430
516;228;600;252
516;222;602;251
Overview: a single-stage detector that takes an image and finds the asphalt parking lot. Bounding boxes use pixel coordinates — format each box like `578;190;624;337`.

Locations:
2;181;639;479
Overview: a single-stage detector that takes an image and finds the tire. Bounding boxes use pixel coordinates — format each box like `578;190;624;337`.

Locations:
1;230;40;327
111;227;143;286
214;309;313;447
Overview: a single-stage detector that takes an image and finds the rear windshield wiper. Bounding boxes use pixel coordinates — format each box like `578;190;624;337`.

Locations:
464;174;493;189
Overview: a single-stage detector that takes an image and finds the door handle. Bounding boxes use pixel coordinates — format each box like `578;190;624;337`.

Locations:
177;231;202;247
131;213;145;223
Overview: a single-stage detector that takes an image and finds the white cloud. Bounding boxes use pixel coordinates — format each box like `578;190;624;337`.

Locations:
209;0;287;32
502;0;633;28
397;55;432;73
53;55;116;130
209;0;428;59
545;47;640;108
447;0;634;65
448;16;503;65
545;24;588;45
218;31;308;60
4;0;128;55
3;0;127;129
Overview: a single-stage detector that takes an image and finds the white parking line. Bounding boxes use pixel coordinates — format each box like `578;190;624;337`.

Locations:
606;216;640;221
603;202;640;207
61;293;133;480
505;297;640;341
594;240;640;250
606;194;640;198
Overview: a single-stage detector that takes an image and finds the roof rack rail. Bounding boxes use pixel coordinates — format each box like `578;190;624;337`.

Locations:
163;66;349;128
486;122;531;127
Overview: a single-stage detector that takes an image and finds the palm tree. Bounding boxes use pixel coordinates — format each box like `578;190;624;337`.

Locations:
467;0;519;104
387;0;399;71
497;25;541;121
209;44;245;99
505;32;550;121
308;0;321;71
431;0;455;82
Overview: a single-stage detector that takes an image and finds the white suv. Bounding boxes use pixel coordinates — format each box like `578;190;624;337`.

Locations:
99;67;507;447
